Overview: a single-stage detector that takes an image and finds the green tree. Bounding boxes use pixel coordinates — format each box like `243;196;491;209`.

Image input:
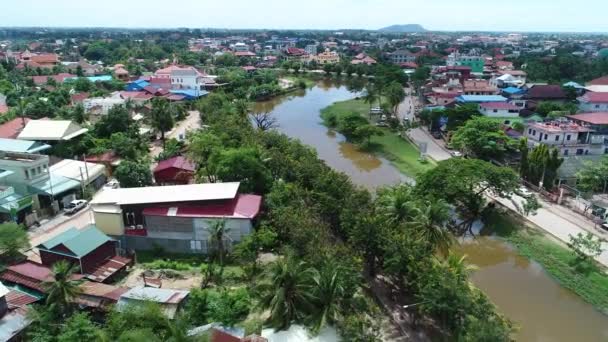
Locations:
206;219;230;267
0;222;30;261
150;98;175;148
523;144;563;189
416;158;520;235
57;312;101;342
73;77;93;92
450;116;517;160
354;124;384;146
187;131;222;183
208;147;271;193
207;288;251;326
114;159;153;188
257;257;316;330
569;232;605;263
336;112;367;141
363;85;379;117
43;260;82;314
385;81;405;115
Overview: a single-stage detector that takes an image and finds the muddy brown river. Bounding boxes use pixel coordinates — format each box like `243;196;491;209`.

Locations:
253;80;608;341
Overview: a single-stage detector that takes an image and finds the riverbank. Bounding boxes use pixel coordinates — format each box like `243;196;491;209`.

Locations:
320;98;435;177
483;208;608;314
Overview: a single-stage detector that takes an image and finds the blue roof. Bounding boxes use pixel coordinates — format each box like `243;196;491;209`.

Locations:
456;95;508;103
37;225;112;258
131;80;149;86
502;87;525;95
169;89;209;99
0;138;51;153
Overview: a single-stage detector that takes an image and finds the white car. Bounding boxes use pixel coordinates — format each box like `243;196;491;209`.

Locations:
518;186;533;198
451;151;463;157
104;179;120;189
64;199;88;215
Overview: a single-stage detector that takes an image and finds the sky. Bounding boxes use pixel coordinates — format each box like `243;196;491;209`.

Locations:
1;0;607;33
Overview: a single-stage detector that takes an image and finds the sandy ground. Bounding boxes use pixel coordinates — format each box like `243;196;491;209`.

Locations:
119;266;202;290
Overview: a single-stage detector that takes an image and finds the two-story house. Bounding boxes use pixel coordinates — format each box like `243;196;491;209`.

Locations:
524;120;594;156
567;112;608;154
388;50;416;64
577;92;608;112
91;182;262;254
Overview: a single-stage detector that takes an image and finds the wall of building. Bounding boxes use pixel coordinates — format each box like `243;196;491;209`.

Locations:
40;250;79;271
480;108;520;117
579;102;608;112
93;210;124;236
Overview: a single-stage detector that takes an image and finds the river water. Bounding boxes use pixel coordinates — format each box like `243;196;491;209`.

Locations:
253;80;608;342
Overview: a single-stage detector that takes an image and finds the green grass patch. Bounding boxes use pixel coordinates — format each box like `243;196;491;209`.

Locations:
321;98;435;176
483;210;608;313
284;75;315;88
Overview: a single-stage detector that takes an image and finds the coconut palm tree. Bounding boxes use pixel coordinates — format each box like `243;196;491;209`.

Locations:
307;262;347;333
376;184;417;223
43;260;82;314
443;252;477;282
363;85;379;118
409;199;454;256
257;257;316;330
206;219;230;266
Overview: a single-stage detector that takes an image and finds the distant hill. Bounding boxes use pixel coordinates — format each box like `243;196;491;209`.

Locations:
378;24;427;33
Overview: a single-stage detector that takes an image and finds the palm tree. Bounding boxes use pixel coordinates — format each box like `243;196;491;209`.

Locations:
363;85;379;118
233;99;250;118
257;257;316;330
442;252;477;282
150;97;175;148
409;199;454;256
308;262;346;333
43;260;82;314
386;81;406;115
376;184;417;223
206;219;230;266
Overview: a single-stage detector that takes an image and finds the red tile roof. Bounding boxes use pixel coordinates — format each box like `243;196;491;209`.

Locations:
71;92;90;104
154;156;195;173
587;76;608;86
85;151;120;164
0;117;30;139
211;329;242;342
400;62;418;69
579;92;608;103
32;73;75;85
31;54;59;64
285;47;307;56
567;112;608;125
142;194;263;219
235;51;256;57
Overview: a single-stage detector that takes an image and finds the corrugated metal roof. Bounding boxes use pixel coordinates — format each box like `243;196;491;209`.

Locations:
92;182;240;206
38;225;112;258
50;159;106;185
29;173;81;195
17;120;88;141
0;138;51;153
120;287;189;304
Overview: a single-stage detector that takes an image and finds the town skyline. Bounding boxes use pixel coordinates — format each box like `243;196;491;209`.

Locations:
2;0;608;33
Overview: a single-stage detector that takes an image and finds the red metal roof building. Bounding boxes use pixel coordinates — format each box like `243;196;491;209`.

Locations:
568;112;608;125
0;118;30;139
153;156;195;185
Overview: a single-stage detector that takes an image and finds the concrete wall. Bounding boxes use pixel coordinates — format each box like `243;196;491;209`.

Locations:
94;210;124;236
579;102;608;112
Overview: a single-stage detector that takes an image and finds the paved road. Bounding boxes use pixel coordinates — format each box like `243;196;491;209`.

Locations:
150;110;201;159
406;128;452;162
492;193;608;268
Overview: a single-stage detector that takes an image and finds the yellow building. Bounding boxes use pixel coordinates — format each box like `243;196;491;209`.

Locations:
314;49;340;65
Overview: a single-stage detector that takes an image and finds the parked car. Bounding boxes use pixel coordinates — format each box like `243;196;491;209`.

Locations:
104;179;119;189
451;151;463;157
518;186;533;198
64;200;88;215
431;131;442;139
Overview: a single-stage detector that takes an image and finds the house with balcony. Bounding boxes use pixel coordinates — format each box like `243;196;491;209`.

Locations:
567;112;608;155
387;50;416;64
90;182;262;254
524;120;595;156
478;102;521;118
577;92;608;112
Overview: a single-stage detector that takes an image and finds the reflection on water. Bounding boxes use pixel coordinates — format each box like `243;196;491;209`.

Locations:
338;141;382;172
455;237;608;342
252;80;409;189
255;80;608;341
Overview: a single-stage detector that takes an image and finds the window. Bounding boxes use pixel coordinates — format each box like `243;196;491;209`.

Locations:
555;135;559;141
493;109;498;113
596;104;601;109
567;135;571;141
544;134;548;140
564;149;569;156
533;130;536;136
24;169;29;179
528;128;532;134
576;149;584;155
37;166;41;174
190;240;203;251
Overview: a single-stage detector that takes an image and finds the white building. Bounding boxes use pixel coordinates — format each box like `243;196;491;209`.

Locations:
83;94;125;115
478;102;521;118
578;92;608;112
524;120;596;156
